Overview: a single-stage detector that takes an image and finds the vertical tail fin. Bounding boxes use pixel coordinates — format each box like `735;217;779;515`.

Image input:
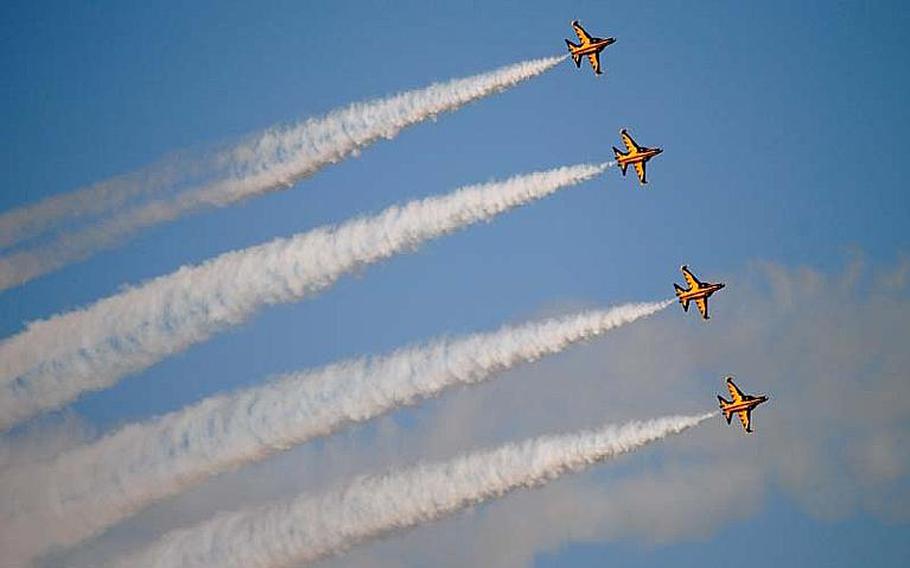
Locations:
674;283;689;311
613;147;627;174
565;40;582;67
717;396;733;423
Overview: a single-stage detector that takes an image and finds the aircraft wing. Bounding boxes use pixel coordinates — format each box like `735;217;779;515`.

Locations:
620;130;641;153
695;297;709;319
633;161;647;184
737;409;753;433
572;21;593;45
587;52;602;75
681;266;702;290
726;378;745;403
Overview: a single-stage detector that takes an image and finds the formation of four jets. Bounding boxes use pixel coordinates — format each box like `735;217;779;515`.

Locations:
567;20;769;432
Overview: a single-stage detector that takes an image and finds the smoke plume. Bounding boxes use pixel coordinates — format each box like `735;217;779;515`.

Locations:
115;413;713;568
0;162;609;430
0;56;565;291
0;300;665;561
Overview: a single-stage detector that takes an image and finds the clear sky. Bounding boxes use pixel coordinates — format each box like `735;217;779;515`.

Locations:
2;1;909;566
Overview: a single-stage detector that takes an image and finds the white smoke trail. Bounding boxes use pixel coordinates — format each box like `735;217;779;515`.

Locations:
0;148;209;252
0;300;668;560
0;161;609;430
0;56;565;291
114;413;714;568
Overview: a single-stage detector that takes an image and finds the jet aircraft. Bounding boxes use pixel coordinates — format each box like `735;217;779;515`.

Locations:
717;377;769;433
674;265;725;320
613;129;663;185
565;20;615;76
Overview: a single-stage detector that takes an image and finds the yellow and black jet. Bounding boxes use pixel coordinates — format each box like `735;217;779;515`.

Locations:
673;265;725;320
565;20;615;76
613;129;663;185
717;377;769;433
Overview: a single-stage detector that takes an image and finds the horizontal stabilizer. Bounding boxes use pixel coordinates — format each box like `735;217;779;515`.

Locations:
674;284;689;311
613;147;627;174
717;396;733;423
565;40;582;67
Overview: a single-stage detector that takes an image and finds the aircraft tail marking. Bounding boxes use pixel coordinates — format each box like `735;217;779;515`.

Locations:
717;395;733;423
565;40;583;67
613;147;628;174
673;283;689;311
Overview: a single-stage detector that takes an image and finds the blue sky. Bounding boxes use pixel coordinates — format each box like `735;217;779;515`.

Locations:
2;0;909;566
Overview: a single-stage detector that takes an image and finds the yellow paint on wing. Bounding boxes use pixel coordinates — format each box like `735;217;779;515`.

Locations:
695;297;708;318
587;53;601;74
737;410;751;431
633;161;647;184
681;267;701;290
621;130;641;154
573;22;594;45
726;380;745;403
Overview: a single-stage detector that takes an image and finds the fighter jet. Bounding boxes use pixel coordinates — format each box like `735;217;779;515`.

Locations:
717;377;769;433
613;129;663;185
673;265;725;320
565;20;615;76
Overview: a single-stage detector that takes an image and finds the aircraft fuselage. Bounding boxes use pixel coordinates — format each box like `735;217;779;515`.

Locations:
568;38;615;57
616;148;663;165
721;397;768;414
676;282;724;302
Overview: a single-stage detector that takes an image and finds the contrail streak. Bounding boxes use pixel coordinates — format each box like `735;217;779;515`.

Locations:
0;148;210;252
0;56;566;291
0;300;667;560
114;413;714;568
0;161;609;430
